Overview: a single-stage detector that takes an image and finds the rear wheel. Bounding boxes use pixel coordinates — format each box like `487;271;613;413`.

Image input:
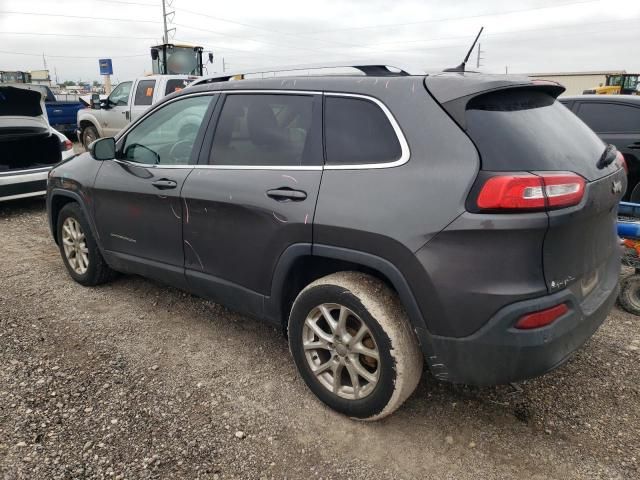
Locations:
57;203;114;286
82;125;99;149
619;274;640;316
288;272;423;420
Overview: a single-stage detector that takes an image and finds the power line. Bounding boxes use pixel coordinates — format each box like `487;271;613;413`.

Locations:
173;23;343;55
368;17;640;51
0;10;161;24
93;0;158;6
0;31;157;40
304;0;601;34
0;50;148;59
173;6;360;50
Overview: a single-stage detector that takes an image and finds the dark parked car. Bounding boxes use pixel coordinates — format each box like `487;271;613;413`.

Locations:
46;67;625;420
560;95;640;200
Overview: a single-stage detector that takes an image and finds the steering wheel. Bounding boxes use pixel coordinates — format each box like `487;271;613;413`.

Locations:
168;140;194;164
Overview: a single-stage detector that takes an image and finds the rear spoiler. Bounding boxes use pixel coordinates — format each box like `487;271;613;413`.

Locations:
424;73;565;129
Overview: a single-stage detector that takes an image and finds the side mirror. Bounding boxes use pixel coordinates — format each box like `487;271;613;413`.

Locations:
208;52;214;64
89;137;116;161
90;93;101;109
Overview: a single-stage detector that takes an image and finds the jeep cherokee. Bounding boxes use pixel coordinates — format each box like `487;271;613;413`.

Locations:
46;66;625;420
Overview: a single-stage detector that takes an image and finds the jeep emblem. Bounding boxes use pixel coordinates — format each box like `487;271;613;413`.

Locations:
612;180;623;194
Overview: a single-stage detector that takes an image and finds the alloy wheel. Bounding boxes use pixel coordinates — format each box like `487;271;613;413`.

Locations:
62;217;89;275
302;303;380;400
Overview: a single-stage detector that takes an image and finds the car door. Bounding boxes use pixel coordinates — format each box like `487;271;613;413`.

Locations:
92;93;218;287
574;101;640;199
101;81;133;136
181;92;324;317
130;79;156;123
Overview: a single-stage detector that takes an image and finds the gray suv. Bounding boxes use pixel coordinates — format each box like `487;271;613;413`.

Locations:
46;66;625;420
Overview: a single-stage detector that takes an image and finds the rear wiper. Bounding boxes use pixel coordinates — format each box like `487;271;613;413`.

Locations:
597;144;617;169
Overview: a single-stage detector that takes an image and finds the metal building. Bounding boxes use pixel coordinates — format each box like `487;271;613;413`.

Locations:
528;70;627;96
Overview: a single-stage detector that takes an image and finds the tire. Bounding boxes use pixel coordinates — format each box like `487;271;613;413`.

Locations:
57;203;115;286
629;183;640;204
288;272;423;420
619;274;640;316
82;125;99;149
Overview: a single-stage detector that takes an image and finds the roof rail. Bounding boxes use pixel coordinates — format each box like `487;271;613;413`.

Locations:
192;61;419;86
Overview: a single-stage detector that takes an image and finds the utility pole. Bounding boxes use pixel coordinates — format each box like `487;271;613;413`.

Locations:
476;43;484;69
161;0;175;43
42;53;47;70
222;57;226;73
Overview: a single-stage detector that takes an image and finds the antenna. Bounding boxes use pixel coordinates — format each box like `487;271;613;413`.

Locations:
444;26;484;73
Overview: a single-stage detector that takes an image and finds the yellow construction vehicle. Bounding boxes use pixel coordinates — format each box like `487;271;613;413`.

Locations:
583;73;639;95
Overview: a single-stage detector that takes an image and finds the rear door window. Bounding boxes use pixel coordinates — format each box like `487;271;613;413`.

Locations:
165;79;191;95
465;89;608;181
324;96;402;166
576;102;640;133
133;80;156;106
209;94;322;167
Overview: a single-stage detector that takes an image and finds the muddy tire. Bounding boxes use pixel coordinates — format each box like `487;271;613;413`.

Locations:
288;272;423;420
82;125;99;149
619;274;640;316
57;203;115;286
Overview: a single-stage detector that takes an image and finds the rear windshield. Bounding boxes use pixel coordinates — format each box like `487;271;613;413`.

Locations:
465;89;608;181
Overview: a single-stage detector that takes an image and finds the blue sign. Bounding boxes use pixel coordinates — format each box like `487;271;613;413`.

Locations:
98;59;113;75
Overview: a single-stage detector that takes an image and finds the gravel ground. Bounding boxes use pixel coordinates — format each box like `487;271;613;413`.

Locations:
1;197;639;479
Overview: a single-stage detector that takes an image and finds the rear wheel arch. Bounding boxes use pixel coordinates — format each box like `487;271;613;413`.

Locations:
268;245;432;350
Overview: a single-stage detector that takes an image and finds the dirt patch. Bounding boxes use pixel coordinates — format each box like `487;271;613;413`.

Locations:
1;197;638;479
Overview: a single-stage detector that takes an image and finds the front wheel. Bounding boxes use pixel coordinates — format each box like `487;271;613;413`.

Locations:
82;125;99;149
57;203;115;286
288;272;423;420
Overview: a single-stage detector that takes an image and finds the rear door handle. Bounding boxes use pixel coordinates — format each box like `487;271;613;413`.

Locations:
628;142;640;150
266;188;307;201
152;179;177;190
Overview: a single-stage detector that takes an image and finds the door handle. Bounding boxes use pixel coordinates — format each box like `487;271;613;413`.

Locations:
628;142;640;150
152;179;177;190
266;188;307;201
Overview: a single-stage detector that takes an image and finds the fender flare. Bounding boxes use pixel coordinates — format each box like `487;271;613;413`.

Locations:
77;114;103;137
266;243;436;358
48;188;103;251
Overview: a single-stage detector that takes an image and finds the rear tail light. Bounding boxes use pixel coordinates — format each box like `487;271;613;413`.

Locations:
61;139;73;151
515;303;568;329
476;172;585;211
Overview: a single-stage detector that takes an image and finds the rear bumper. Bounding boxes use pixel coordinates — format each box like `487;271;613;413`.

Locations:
0;167;50;202
426;255;619;385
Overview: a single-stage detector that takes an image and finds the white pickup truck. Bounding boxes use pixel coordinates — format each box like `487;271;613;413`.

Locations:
77;74;197;147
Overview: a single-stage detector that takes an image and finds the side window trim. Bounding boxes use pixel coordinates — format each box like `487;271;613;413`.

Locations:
195;90;410;171
114;92;219;168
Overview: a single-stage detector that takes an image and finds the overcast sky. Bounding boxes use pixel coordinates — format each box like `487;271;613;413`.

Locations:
0;0;639;83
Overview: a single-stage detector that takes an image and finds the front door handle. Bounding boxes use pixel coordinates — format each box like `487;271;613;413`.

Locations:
628;142;640;150
266;187;307;201
152;179;177;190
